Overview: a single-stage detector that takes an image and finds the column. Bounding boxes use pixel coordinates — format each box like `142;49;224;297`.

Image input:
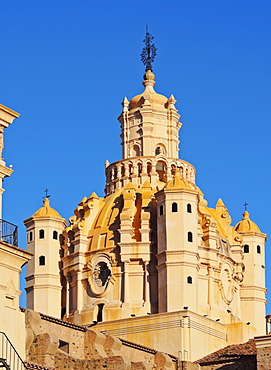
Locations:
208;266;214;311
143;262;150;304
123;261;130;304
66;274;70;316
76;271;83;312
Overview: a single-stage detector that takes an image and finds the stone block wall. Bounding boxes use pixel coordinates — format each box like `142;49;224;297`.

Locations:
255;335;271;369
39;313;86;359
256;346;271;369
25;309;180;370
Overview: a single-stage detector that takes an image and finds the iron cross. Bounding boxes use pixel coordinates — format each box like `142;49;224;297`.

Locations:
243;202;248;211
44;188;51;199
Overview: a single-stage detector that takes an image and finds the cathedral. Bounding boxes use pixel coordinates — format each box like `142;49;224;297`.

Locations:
23;31;267;361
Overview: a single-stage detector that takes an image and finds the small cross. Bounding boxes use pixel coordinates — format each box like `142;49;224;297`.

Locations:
43;188;51;199
243;202;248;211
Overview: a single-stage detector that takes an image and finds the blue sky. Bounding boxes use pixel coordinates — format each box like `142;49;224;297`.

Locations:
1;0;271;312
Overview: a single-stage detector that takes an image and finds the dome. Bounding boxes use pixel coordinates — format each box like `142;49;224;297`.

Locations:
129;70;168;110
33;198;62;218
235;211;261;233
164;169;191;189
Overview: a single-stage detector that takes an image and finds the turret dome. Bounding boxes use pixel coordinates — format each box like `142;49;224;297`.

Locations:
164;168;191;189
235;211;261;233
33;198;62;218
129;70;168;110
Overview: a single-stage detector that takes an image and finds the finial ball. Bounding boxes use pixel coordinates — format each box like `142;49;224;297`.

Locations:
144;70;155;81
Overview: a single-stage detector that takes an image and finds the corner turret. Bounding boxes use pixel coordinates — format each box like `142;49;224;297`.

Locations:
156;169;199;312
24;197;67;318
235;211;267;334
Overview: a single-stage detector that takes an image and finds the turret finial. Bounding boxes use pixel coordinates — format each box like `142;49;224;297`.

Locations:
243;202;248;211
43;188;50;199
140;26;157;72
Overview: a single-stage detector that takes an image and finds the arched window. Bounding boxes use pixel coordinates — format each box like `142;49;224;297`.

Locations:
97;303;104;322
39;255;45;266
244;244;249;253
133;145;140;156
147;163;152;175
188;232;193;242
172;202;178;212
155;145;165;156
187;276;192;284
160;205;164;216
137;163;142;176
171;164;176;175
156;162;165;171
155;147;161;155
39;229;45;239
53;230;58;240
187;203;192;213
156;161;167;182
121;165;125;177
28;231;33;243
257;245;261;254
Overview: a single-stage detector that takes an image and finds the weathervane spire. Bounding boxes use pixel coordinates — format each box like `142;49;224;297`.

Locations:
140;25;157;72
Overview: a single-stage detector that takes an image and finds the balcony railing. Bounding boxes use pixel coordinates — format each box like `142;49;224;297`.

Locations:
0;332;25;370
0;219;18;247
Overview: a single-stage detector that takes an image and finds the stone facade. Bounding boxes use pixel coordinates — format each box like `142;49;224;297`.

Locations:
22;309;271;370
0;37;270;369
24;65;267;361
0;103;32;360
25;309;177;370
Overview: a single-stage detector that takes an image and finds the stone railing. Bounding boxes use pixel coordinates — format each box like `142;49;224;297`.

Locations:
105;156;196;196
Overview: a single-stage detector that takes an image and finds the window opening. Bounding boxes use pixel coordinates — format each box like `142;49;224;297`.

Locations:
160;205;164;216
97;304;104;322
39;255;45;266
53;230;58;240
244;244;249;253
138;163;142;176
172;202;178;212
171;164;176;175
39;229;45;239
29;231;33;242
257;245;261;254
187;276;192;284
156;161;166;182
121;165;125;177
188;232;193;242
187;203;192;213
156;162;165;171
133;145;140;156
59;340;69;354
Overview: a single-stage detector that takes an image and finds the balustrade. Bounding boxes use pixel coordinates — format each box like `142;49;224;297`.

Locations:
105;157;196;195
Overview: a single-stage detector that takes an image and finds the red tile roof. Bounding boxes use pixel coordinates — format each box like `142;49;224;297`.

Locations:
25;362;55;370
195;339;256;365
